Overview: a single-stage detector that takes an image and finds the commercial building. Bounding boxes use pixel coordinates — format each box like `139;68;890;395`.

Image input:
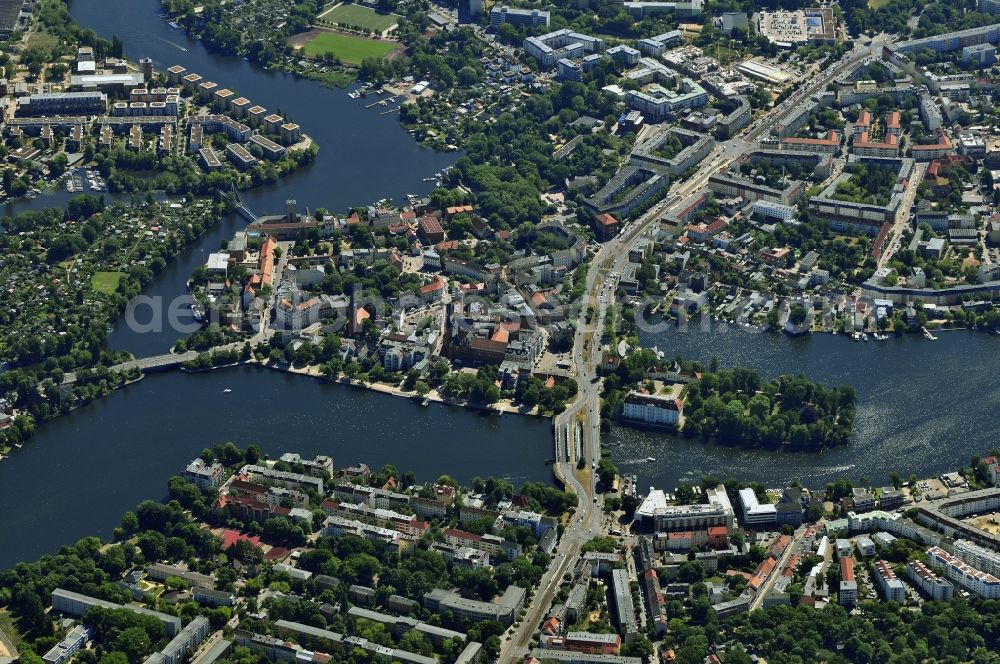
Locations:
610;568;638;644
622;391;683;427
906;560;955;600
927;546;1000;598
839;557;857;608
423;585;525;625
490;5;549;28
738;489;777;528
735;59;793;86
757;8;836;47
874;559;905;602
634;485;735;532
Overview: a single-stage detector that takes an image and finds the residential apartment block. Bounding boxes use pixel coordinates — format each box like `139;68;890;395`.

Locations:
927;546;1000;598
874;559;905;602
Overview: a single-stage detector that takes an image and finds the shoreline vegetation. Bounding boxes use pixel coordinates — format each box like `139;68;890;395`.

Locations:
600;349;858;453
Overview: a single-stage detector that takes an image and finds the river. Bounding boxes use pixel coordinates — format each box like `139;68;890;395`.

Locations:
610;322;1000;491
0;365;554;570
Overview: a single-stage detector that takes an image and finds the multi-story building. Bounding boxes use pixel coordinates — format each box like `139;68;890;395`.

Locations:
622;391;683;426
896;23;1000;54
634;487;735;532
51;589;182;636
637;30;682;56
147;563;215;589
610;568;638;644
906;560;955;600
622;0;703;19
490;5;549;28
423;586;526;625
853;132;899;158
739;488;777;528
780;130;840;154
43;625;91;664
953;539;1000;577
927;546;1000;598
18;92;107;116
911;130;954;161
242;464;323;494
874;559;905;602
752;200;797;221
183;458;226;490
839;557;858;608
155;616;211;664
523;29;604;69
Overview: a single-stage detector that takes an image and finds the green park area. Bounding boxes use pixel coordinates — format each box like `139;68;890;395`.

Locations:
91;271;123;295
318;3;398;32
301;31;395;65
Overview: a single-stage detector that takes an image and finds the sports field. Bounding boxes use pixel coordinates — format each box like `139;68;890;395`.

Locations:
318;3;398;32
300;31;395;64
91;271;123;295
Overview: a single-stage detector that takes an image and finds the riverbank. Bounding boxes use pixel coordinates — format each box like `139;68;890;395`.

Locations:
179;354;545;417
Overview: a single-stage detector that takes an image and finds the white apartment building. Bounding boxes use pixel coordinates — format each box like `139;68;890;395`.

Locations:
953;539;1000;577
874;559;905;602
622;391;683;426
906;560;955;600
927;546;1000;598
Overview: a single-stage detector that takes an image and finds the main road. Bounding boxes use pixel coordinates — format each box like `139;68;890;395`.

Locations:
496;40;884;664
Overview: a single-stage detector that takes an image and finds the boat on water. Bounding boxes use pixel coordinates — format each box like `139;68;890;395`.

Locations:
223;389;232;393
168;21;180;29
862;333;869;341
646;457;656;462
420;398;430;406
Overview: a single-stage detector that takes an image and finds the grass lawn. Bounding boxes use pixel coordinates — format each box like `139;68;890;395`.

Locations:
26;30;60;52
300;31;394;65
868;0;892;8
318;3;398;32
91;271;123;295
